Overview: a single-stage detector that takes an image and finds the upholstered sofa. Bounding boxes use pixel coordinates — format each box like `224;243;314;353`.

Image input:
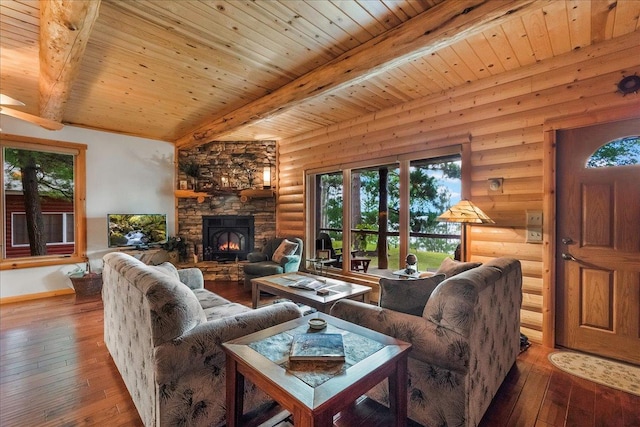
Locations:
102;252;302;427
330;257;523;427
242;236;303;290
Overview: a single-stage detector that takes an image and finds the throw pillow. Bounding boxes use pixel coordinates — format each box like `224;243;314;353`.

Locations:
379;274;446;316
151;262;181;281
272;239;299;264
435;257;482;278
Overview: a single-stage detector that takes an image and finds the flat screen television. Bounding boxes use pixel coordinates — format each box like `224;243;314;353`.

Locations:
107;214;167;248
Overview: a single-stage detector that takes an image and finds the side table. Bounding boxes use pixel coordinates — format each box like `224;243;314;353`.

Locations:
306;258;336;275
223;313;411;426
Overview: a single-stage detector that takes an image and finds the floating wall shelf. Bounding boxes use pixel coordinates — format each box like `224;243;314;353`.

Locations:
175;188;274;203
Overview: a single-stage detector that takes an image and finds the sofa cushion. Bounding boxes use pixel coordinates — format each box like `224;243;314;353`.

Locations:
379;274;446;316
151;262;181;281
146;279;207;346
192;288;232;309
435;257;482;278
203;302;253;321
272;239;299;263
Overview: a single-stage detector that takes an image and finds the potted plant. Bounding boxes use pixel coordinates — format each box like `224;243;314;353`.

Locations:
179;160;200;189
162;236;187;263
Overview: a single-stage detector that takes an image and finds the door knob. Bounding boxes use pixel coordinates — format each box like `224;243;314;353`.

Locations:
561;253;578;262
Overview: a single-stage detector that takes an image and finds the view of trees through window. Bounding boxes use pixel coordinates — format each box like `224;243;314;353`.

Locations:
316;155;461;274
3;146;75;258
586;136;639;168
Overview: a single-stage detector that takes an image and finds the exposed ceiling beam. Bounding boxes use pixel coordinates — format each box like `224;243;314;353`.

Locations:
39;0;101;122
176;0;540;148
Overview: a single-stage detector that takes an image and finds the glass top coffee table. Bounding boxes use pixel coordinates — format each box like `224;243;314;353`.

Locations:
251;272;372;313
223;312;411;427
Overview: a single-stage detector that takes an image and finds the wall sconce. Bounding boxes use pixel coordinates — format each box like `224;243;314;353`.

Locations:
263;166;272;189
488;177;503;194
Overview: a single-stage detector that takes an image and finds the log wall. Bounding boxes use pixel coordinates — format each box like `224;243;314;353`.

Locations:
276;32;640;344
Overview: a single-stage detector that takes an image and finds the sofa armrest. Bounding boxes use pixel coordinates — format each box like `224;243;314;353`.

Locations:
247;252;269;262
154;302;301;383
177;268;204;290
330;299;469;373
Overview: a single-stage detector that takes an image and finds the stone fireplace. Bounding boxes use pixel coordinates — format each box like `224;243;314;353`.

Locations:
176;140;276;281
202;215;254;261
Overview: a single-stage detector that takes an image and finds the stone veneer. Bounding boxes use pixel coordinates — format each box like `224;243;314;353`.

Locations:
176;141;276;281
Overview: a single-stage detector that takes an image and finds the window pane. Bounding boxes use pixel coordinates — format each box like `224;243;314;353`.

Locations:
351;164;397;272
11;214;28;245
316;172;343;261
586;136;640;168
3;147;75;258
43;214;63;243
409;157;462;271
66;213;75;242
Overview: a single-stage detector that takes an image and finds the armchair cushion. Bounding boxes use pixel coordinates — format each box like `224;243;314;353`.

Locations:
272;239;299;263
379;274;445;316
435;256;482;278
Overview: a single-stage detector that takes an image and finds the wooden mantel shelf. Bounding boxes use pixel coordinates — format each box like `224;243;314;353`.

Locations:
239;189;274;202
175;188;273;203
174;189;209;203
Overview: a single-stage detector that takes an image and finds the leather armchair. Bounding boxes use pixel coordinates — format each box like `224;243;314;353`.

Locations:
242;237;303;290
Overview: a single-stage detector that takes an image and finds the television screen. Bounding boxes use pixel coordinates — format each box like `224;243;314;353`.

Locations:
107;214;167;248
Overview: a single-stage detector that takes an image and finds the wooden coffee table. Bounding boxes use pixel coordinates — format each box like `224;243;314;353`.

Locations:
223;312;411;427
251;272;371;313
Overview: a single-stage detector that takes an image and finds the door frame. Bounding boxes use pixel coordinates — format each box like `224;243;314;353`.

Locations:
541;104;640;348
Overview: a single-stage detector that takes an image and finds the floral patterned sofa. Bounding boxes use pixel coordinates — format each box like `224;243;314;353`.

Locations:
102;252;301;427
330;257;523;427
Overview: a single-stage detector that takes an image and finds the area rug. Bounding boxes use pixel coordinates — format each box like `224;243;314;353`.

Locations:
548;351;640;396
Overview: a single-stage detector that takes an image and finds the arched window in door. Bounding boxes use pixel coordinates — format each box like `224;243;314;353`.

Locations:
586;136;639;168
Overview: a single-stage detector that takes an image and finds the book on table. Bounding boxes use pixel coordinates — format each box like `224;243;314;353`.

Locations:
283;276;327;291
289;333;345;362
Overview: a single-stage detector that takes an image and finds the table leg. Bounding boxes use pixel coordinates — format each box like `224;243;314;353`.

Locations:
252;281;259;309
225;357;244;427
293;407;332;427
388;354;408;427
362;292;370;304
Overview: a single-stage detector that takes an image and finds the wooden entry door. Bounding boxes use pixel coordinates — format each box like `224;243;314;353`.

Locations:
556;118;640;365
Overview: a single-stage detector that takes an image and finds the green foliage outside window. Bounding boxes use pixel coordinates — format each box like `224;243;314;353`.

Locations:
586;136;639;168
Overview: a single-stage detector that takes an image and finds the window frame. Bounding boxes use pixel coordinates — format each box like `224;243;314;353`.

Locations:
1;134;87;270
305;144;465;277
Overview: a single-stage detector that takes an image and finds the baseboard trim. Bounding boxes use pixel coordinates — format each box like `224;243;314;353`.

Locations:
0;288;75;305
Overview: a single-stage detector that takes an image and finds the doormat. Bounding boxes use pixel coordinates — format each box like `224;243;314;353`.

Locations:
548;351;640;396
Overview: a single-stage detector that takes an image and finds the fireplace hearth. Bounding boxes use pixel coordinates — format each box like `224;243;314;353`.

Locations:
202;215;254;261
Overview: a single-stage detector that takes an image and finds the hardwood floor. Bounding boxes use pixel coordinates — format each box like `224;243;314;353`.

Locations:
1;280;638;427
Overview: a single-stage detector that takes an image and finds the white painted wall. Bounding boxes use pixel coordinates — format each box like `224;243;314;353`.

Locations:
0;115;175;299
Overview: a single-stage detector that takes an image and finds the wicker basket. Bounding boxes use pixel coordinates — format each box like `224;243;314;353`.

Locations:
69;273;103;304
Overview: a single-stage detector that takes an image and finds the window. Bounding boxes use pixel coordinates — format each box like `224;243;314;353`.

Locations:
1;135;86;269
308;147;462;277
12;212;75;246
586;136;639;168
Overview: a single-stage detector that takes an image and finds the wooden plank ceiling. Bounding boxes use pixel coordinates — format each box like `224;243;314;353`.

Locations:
1;0;639;145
